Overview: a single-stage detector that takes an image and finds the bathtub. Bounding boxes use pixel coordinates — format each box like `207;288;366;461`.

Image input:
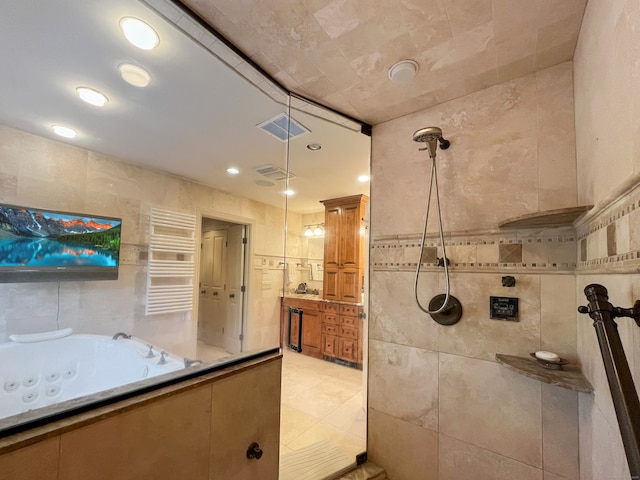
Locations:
0;330;185;420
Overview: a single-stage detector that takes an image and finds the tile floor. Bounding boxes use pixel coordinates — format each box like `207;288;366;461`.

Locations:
280;350;366;461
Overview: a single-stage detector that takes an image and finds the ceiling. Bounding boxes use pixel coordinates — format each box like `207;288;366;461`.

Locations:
182;0;588;125
0;0;370;214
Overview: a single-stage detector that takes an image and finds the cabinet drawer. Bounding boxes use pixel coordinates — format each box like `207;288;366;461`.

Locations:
340;304;359;316
322;323;338;335
321;302;340;313
322;334;338;357
339;338;358;363
323;312;338;325
340;315;358;327
340;325;358;340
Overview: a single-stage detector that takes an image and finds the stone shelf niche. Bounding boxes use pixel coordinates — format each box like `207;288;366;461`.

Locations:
498;205;594;229
495;354;594;393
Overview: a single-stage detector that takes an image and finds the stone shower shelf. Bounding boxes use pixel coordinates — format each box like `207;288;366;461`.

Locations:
498;205;593;229
495;354;593;393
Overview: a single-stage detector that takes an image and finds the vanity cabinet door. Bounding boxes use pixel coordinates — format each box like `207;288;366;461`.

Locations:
339;338;358;363
321;195;368;302
301;309;322;358
322;334;338;357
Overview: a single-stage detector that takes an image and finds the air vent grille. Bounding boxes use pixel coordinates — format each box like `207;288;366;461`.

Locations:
257;113;309;142
254;164;295;181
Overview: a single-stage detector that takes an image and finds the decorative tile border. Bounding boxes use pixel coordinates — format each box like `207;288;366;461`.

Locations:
371;229;577;273
575;182;640;273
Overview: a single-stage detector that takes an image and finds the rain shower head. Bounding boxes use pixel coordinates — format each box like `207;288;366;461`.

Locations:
413;126;450;159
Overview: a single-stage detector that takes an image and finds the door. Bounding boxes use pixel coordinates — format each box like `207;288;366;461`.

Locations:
224;224;245;354
199;229;227;347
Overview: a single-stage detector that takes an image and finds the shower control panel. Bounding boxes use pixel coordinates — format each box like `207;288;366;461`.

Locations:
490;296;519;322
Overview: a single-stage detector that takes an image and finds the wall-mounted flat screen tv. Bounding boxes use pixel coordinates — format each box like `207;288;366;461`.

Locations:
0;204;121;283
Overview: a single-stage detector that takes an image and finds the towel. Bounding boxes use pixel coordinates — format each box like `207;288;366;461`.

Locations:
286;262;296;284
310;263;319;281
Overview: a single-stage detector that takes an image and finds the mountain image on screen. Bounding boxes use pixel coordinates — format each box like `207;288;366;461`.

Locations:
0;206;121;267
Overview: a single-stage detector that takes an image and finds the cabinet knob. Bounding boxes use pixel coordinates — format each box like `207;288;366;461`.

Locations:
246;442;263;460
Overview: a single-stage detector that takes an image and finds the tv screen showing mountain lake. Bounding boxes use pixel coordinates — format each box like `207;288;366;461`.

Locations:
0;206;121;267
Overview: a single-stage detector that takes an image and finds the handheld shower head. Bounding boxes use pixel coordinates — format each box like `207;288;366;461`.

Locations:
413;127;450;159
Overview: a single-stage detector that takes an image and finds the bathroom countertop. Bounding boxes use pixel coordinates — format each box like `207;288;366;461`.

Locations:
495;353;594;393
282;294;363;306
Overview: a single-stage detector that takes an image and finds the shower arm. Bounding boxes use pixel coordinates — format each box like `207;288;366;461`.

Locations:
578;284;640;476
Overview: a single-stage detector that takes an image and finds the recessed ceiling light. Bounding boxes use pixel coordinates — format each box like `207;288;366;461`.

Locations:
76;87;108;107
227;167;240;175
358;175;370;182
283;189;295;196
306;143;322;151
120;17;159;50
255;180;276;187
388;60;419;85
52;125;77;139
118;63;151;87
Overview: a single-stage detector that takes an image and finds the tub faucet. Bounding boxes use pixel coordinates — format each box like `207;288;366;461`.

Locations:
158;351;168;365
184;358;203;367
112;332;131;340
145;344;156;358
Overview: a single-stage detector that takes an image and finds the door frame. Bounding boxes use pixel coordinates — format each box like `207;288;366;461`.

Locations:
194;208;255;352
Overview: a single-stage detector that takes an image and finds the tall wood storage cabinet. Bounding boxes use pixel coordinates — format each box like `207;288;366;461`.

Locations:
321;194;369;303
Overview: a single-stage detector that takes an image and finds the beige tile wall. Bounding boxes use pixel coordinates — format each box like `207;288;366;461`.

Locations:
369;62;580;479
0;124;287;355
574;0;640;478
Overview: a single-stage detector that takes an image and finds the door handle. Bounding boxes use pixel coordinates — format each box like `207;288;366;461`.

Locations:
230;293;235;298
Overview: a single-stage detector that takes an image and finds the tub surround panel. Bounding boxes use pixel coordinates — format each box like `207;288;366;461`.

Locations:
439;434;543;480
59;386;212;480
209;359;281;480
0;437;59;480
367;408;438;480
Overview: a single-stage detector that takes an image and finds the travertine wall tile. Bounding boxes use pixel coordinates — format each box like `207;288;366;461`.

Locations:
368;408;438;480
369;271;439;351
369;339;438;430
439;353;542;467
540;275;577;361
541;385;579;479
439;434;543;480
438;273;541;361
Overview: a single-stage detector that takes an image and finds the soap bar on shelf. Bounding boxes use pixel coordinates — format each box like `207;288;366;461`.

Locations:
534;350;560;362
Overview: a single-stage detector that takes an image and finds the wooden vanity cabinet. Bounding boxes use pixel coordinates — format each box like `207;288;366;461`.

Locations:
320;302;363;369
283;298;363;369
282;298;322;359
321;195;369;303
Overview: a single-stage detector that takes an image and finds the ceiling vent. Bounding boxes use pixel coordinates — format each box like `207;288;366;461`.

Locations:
254;164;295;181
257;113;309;142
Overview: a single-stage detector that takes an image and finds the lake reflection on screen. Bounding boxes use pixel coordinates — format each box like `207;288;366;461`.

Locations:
0;238;118;266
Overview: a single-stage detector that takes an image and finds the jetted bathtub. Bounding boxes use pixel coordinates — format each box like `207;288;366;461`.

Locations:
0;329;185;420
